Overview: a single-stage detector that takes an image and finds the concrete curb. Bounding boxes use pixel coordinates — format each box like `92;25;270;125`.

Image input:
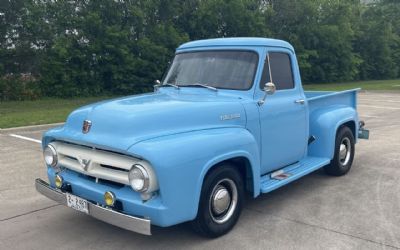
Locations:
0;122;64;133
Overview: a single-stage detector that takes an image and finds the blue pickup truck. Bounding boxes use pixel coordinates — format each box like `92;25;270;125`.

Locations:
36;38;369;237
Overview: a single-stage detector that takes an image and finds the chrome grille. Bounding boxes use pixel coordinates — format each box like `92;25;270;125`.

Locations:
51;141;139;185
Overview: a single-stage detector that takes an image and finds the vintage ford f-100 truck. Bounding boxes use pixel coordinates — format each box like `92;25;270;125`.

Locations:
36;38;369;237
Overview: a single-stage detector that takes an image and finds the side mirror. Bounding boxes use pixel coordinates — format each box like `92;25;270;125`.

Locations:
154;80;161;92
264;82;276;95
258;82;276;106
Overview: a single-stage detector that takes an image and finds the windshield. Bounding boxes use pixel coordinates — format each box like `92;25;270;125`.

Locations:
163;50;258;90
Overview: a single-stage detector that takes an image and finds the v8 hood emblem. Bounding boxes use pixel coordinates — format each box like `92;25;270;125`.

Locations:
77;157;91;171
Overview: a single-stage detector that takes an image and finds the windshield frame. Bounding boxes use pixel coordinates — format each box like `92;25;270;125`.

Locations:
162;49;260;91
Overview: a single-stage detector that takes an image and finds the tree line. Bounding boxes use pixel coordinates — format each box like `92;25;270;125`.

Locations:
0;0;399;100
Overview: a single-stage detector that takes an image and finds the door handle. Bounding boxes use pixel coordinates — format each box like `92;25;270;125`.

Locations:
294;99;305;105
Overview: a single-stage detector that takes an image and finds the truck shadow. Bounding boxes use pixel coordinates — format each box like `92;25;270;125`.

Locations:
38;159;394;249
56;168;339;247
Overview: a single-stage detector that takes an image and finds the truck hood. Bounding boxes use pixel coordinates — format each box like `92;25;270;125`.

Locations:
47;91;246;152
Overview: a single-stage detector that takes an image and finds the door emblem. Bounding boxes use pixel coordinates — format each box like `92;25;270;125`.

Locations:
220;113;241;121
82;120;92;134
77;157;91;171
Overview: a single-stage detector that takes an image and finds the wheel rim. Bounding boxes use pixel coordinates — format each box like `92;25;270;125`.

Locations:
209;178;238;224
339;137;351;166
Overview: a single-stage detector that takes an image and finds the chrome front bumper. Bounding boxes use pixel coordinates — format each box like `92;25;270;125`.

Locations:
35;178;151;235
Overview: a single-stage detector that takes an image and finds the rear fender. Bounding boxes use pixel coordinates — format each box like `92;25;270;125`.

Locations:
308;106;358;159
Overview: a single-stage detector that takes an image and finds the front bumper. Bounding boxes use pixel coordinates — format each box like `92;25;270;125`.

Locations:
35;178;151;235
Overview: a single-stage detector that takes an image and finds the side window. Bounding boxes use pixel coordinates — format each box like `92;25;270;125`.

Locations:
259;52;294;90
269;52;294;90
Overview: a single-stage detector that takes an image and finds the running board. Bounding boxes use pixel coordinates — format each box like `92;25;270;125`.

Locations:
260;157;331;193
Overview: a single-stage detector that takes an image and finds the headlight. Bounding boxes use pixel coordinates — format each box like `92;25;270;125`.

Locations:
43;144;58;167
128;164;150;192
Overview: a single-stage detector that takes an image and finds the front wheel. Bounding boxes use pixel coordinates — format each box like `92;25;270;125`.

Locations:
191;164;244;238
324;126;355;176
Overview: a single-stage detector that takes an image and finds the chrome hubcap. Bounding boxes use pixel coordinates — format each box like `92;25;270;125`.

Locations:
339;137;351;166
212;186;231;215
209;179;238;224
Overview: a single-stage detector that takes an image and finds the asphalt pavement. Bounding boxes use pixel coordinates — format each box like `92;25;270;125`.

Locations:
0;91;399;250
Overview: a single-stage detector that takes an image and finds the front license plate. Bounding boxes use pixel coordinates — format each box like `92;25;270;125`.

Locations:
66;193;89;214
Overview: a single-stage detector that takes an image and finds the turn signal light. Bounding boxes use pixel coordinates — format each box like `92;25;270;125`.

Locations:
55;175;63;188
104;191;115;206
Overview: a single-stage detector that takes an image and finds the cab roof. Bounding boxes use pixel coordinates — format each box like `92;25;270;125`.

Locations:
177;37;294;52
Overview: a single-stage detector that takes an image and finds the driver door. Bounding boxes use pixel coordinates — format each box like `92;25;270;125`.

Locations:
258;50;308;175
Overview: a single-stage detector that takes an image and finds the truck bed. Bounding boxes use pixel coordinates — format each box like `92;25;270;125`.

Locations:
305;89;360;113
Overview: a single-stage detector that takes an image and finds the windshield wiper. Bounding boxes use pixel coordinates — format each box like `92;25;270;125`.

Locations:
159;83;180;89
182;83;217;91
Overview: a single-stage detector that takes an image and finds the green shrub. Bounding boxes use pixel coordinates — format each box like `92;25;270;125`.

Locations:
0;76;41;101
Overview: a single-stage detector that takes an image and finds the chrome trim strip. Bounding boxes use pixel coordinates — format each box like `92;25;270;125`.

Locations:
35;178;151;235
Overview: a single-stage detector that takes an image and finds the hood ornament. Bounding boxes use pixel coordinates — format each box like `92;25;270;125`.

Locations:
82;120;92;134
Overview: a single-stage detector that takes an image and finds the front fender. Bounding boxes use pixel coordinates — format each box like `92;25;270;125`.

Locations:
308;106;358;159
128;127;260;226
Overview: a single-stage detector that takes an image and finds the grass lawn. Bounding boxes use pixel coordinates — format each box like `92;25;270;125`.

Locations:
303;79;400;91
1;79;400;129
0;96;117;129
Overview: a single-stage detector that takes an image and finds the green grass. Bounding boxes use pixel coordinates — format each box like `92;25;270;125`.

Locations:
303;79;400;91
0;96;117;129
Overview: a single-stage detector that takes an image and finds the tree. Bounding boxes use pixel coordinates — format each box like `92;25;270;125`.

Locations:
1;0;400;100
267;0;363;83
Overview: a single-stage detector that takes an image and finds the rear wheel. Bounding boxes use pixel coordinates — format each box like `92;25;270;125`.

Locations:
191;164;244;238
324;126;355;176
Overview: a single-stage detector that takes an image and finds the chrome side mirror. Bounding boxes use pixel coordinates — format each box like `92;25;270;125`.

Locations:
258;82;276;105
154;80;161;92
264;82;276;95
